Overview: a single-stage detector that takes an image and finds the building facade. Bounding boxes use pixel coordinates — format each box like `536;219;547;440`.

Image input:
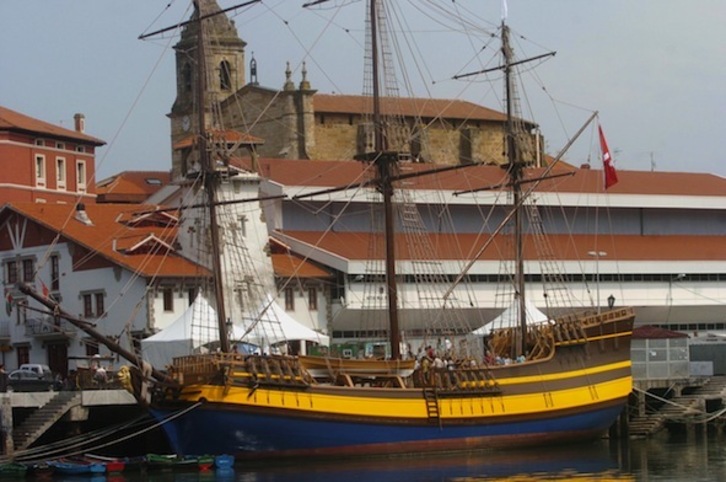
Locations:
0;106;104;205
167;1;541;181
0;203;206;377
257;158;726;343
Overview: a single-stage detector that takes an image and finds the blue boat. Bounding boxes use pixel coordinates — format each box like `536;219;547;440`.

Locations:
214;454;234;470
48;460;105;475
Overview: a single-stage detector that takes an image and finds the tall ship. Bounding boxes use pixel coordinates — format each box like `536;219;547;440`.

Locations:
23;0;634;459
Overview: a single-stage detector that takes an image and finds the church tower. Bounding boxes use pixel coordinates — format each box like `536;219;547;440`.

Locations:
170;0;247;179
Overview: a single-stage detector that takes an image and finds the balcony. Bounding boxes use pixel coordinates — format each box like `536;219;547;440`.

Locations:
25;316;77;340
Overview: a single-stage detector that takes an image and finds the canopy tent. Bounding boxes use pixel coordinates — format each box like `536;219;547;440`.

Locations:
141;294;329;368
471;299;550;335
234;294;331;349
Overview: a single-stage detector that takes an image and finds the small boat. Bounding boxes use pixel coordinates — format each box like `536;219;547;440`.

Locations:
214;454;234;470
146;454;213;472
21;461;53;478
145;454;177;471
0;462;28;478
48;459;105;475
83;454;126;473
198;455;214;471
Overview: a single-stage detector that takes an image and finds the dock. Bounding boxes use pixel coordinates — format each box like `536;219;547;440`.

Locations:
629;376;726;438
1;389;138;457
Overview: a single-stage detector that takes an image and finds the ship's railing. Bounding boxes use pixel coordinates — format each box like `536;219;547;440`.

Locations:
230;355;313;388
414;366;500;395
170;353;313;388
557;307;635;327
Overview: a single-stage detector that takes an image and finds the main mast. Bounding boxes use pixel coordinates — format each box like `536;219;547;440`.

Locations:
194;0;230;353
369;0;401;359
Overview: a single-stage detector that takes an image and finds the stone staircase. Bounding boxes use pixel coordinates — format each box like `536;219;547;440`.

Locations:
693;375;726;400
628;411;665;438
13;391;81;451
629;376;726;438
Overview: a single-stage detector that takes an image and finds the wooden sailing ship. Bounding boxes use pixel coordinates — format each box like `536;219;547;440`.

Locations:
21;0;634;459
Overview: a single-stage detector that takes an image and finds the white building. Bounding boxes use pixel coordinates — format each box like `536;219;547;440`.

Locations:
0;202;205;375
257;158;726;342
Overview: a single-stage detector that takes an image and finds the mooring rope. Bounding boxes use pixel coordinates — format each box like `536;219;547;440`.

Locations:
1;401;203;464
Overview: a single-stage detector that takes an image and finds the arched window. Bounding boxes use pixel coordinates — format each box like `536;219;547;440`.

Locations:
219;60;232;90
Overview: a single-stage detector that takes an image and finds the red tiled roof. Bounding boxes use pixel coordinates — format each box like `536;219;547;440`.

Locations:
276;230;726;262
3;203;206;278
270;253;332;279
633;325;689;339
0;105;105;145
96;171;172;203
313;94;512;123
173;130;264;150
257;158;726;197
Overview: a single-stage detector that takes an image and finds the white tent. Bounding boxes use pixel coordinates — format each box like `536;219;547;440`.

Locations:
141;294;329;368
471;299;550;335
234;294;331;349
141;295;218;368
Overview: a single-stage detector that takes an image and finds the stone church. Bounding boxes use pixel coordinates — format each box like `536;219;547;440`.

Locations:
168;1;542;180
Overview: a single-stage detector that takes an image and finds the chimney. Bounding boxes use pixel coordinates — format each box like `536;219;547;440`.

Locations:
74;113;85;133
75;203;94;226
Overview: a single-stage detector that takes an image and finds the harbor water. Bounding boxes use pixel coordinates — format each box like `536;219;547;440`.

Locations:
22;431;726;482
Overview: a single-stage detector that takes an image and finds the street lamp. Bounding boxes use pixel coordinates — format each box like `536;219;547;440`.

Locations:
608;294;615;309
587;250;607;313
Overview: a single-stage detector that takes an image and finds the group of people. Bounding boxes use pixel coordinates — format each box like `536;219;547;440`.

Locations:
412;343;529;376
484;350;527;366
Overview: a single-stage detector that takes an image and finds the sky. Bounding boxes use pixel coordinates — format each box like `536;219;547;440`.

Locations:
1;0;724;181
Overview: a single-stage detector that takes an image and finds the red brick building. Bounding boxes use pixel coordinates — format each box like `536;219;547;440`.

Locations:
0;106;105;204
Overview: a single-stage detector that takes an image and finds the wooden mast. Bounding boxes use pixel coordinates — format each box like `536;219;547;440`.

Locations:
194;0;230;353
370;0;401;360
501;23;527;357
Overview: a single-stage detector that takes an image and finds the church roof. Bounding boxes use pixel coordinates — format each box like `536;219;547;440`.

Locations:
313;94;516;124
175;0;246;50
0;105;105;145
173;130;264;150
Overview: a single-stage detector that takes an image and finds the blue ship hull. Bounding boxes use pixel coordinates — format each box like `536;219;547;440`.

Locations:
151;402;625;458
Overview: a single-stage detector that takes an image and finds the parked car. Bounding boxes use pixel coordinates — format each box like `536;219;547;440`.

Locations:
8;364;55;392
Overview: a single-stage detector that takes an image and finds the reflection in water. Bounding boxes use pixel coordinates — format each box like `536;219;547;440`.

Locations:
225;440;626;482
29;432;726;482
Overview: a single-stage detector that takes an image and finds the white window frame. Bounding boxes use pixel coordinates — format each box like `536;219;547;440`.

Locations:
55;157;66;191
34;139;44;146
56;157;66;190
35;154;46;187
76;160;87;193
55;141;65;150
75;145;85;153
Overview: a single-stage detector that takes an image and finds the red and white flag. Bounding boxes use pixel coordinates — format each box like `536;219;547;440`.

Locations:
39;279;49;298
599;124;619;189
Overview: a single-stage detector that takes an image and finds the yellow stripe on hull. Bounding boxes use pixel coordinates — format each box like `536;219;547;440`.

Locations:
178;370;632;422
494;360;632;386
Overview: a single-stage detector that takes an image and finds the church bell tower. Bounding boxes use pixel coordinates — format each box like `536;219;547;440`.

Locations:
169;0;247;179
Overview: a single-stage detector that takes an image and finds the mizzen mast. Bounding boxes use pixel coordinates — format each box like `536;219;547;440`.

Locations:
501;23;527;357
